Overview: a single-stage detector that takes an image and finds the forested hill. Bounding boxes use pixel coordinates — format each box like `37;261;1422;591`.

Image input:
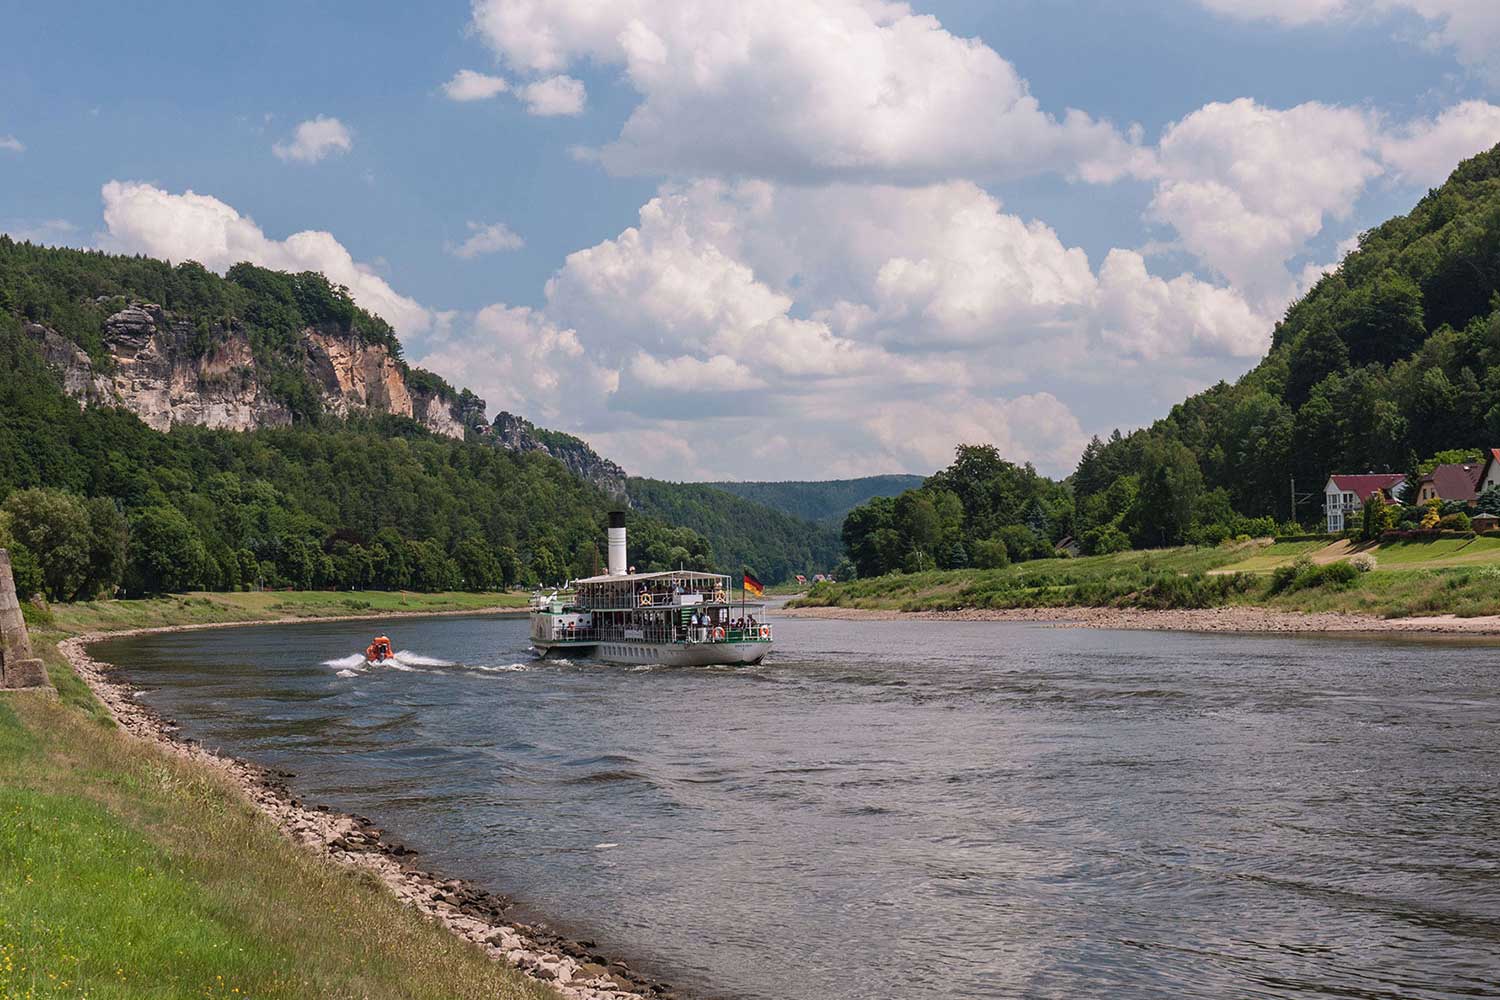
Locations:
628;478;844;582
1067;142;1500;550
702;475;925;524
0;240;728;597
836;144;1500;575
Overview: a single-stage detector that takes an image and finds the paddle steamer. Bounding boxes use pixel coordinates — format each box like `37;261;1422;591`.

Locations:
529;513;773;666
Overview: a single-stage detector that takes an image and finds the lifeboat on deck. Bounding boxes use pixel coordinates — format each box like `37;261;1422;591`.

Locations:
365;636;393;663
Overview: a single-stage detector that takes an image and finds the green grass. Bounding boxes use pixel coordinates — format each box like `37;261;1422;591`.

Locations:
36;590;524;638
792;545;1251;612
0;596;552;1000
1360;536;1500;568
1215;540;1330;572
791;540;1500;619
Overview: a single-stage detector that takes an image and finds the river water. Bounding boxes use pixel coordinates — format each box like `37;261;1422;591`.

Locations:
95;613;1500;1000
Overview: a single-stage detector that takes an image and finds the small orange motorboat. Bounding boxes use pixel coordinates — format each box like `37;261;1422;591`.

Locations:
365;636;394;663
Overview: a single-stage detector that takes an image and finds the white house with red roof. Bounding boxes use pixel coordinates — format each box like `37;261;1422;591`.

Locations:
1324;473;1407;533
1478;449;1500;497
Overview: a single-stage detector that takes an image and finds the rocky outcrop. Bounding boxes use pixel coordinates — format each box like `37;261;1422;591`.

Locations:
0;549;49;691
27;304;467;439
490;412;629;501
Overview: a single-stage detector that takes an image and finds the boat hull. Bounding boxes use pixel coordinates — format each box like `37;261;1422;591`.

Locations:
534;639;771;667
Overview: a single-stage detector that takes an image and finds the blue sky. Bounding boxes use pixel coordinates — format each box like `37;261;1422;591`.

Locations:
4;1;1500;480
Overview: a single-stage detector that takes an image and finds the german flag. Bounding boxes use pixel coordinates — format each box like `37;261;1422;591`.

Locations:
743;571;765;598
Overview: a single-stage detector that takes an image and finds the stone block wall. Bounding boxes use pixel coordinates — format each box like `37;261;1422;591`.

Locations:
0;549;49;690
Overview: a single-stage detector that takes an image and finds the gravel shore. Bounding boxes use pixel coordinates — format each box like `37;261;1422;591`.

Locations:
59;620;674;1000
779;604;1500;635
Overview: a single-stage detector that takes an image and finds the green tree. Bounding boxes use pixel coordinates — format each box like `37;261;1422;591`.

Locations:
2;488;91;602
1130;440;1203;547
1359;493;1392;542
0;511;43;599
79;497;128;600
971;537;1011;569
126;506;205;595
454;537;501;591
1285;326;1350;408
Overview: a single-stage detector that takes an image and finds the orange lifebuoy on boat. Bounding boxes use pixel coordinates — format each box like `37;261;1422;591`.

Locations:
713;626;725;641
759;625;771;640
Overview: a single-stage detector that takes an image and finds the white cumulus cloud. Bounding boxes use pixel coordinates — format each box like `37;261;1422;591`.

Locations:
467;0;1144;182
1379;100;1500;185
445;220;525;258
408;177;1276;479
519;75;586;116
272;115;354;164
1132;98;1500;309
0;135;23;153
442;69;510;101
1143;99;1384;308
97;181;430;335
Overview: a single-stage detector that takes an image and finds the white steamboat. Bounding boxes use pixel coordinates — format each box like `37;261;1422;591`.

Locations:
530;512;773;667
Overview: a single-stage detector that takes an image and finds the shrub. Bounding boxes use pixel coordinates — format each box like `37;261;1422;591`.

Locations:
1438;512;1472;532
1189;522;1231;546
1085;526;1130;555
1350;553;1377;573
971;538;1011;569
995;524;1052;563
1267;557;1363;595
1128;571;1256;609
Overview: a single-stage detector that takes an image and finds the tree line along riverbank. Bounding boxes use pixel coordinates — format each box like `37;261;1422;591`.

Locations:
788;536;1500;620
0;592;617;1000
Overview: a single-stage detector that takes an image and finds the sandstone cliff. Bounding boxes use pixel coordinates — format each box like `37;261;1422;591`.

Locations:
27;303;472;439
490;411;629;501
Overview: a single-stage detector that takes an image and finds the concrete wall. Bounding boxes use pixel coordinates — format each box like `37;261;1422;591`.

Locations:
0;549;49;689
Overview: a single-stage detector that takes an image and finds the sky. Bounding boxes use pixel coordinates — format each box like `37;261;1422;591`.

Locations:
4;1;1500;482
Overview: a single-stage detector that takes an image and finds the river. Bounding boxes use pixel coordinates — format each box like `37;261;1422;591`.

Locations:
94;612;1500;1000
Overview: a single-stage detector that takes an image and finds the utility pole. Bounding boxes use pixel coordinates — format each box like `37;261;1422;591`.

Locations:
1289;476;1314;528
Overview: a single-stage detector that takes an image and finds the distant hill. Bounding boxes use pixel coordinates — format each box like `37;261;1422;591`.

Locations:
628;478;844;582
702;475;926;524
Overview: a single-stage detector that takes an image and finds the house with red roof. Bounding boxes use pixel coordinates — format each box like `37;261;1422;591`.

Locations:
1415;462;1482;505
1478;449;1500;498
1323;473;1406;533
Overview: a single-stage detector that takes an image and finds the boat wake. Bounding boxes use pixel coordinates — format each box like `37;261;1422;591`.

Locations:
322;650;455;673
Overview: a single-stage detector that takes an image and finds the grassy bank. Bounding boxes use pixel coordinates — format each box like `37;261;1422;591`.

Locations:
34;589;525;638
1;595;550;1000
790;538;1500;619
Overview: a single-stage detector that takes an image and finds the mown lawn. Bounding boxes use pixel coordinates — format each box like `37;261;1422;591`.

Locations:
1362;536;1500;568
1214;540;1332;572
0;599;551;1000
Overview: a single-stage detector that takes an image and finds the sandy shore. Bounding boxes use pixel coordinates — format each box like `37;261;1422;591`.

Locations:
779;603;1500;635
59;614;673;1000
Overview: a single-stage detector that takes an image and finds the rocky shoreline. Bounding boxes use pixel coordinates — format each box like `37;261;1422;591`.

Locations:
779;603;1500;635
59;623;676;1000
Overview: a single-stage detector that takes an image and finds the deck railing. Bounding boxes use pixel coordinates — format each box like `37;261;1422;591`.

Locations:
538;622;772;644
